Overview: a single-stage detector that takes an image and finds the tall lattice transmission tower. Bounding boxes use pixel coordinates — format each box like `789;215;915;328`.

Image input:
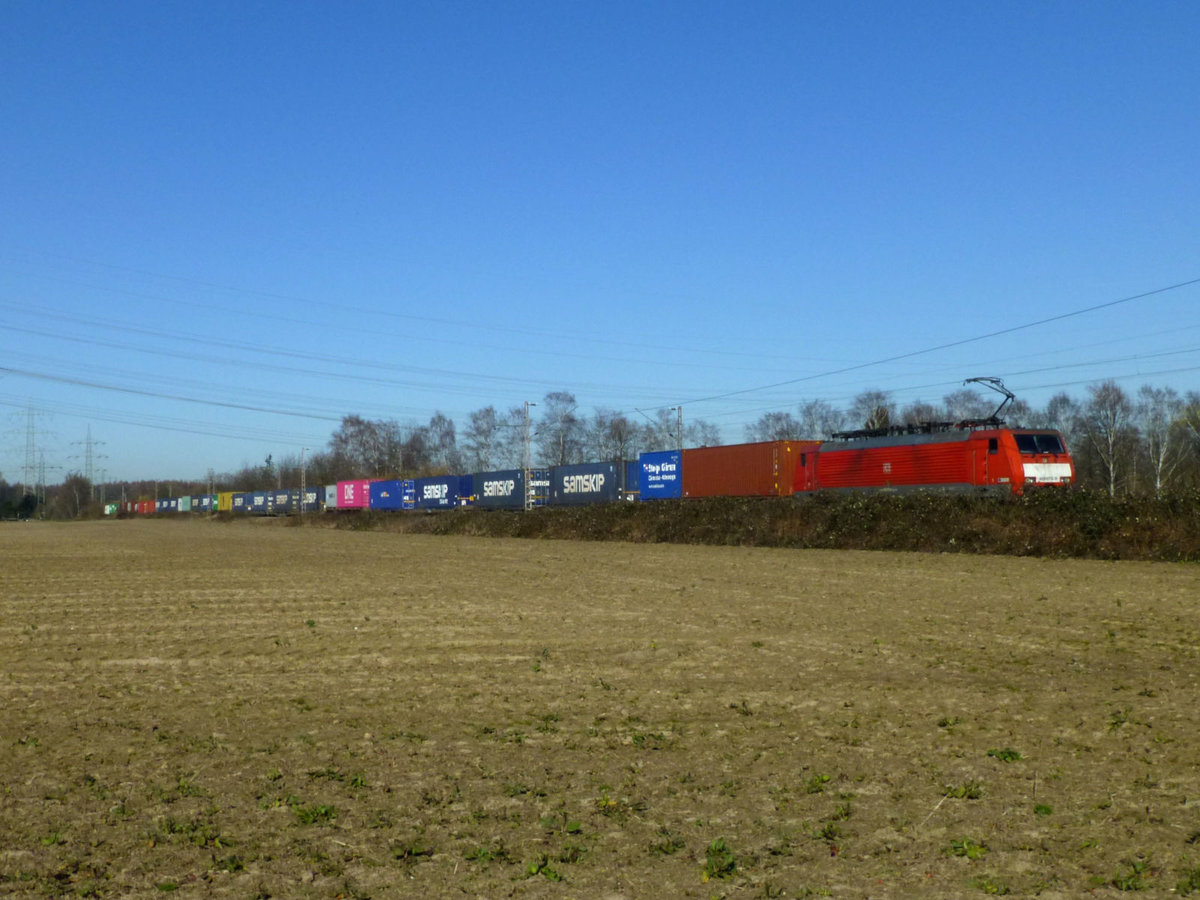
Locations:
72;425;106;498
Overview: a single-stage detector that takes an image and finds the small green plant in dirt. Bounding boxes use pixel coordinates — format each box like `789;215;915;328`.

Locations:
214;855;244;873
293;803;337;826
593;789;643;820
969;875;1011;895
649;829;685;856
702;838;737;882
805;773;831;794
391;835;434;864
524;854;563;881
946;838;988;860
539;811;582;835
1177;866;1200;895
1034;804;1053;816
308;767;344;782
1111;856;1152;891
945;780;984;799
938;715;962;729
1109;707;1132;731
986;748;1022;762
465;842;511;864
176;775;203;797
558;842;587;864
812;821;840;843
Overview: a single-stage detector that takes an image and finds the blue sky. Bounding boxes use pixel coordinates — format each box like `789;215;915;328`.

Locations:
2;1;1198;482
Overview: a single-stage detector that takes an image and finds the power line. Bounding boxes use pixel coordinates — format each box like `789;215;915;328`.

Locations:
1;247;820;366
0;366;343;422
653;275;1200;411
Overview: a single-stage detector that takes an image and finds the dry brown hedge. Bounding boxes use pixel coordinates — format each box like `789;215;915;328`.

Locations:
310;490;1200;561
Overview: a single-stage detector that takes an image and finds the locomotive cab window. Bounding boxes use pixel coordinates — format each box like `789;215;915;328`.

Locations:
988;438;998;454
1015;433;1066;455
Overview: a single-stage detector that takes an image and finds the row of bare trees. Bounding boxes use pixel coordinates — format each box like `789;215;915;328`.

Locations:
214;391;721;490
28;380;1197;510
744;381;1200;497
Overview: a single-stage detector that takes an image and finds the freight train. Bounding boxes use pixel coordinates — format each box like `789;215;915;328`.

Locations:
110;428;1073;515
106;382;1074;516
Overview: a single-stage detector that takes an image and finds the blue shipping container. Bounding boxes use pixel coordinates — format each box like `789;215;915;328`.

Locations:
473;469;525;509
414;476;460;509
529;469;550;507
369;479;408;510
268;489;297;514
639;450;682;500
250;491;269;514
301;488;323;512
624;460;641;499
549;462;621;506
232;493;249;512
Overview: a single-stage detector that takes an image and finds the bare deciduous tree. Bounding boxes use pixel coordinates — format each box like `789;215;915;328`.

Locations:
1080;381;1134;497
850;389;894;431
744;411;802;442
798;399;845;438
1136;385;1186;497
537;391;584;466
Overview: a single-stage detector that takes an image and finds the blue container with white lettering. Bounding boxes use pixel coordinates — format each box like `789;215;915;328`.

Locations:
232;493;249;512
624;460;641;499
549;462;621;506
369;479;407;510
529;469;550;507
249;491;269;514
414;476;460;509
473;469;525;509
639;450;682;500
301;488;323;513
267;489;298;514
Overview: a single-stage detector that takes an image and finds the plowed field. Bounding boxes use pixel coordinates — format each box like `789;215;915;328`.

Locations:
2;519;1199;898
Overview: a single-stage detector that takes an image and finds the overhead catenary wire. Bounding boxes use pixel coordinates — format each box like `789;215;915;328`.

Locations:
631;275;1200;418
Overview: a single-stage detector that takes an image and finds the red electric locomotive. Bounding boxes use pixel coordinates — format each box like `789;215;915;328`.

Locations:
793;379;1074;496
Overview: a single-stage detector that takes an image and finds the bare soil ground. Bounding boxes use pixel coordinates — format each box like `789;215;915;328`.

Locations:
2;519;1199;899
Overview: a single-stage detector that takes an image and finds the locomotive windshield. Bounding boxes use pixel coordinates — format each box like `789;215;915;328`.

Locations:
1015;432;1065;455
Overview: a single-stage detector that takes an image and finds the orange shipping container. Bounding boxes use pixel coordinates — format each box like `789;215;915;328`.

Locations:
681;440;820;498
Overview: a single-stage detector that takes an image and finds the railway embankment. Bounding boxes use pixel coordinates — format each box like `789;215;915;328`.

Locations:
311;490;1200;562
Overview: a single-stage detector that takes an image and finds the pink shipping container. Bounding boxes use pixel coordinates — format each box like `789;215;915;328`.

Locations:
337;479;371;508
